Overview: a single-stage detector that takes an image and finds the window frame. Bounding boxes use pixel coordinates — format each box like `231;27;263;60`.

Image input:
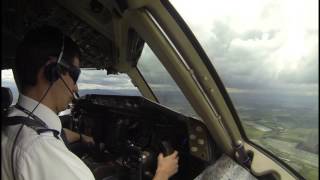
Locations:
159;0;307;179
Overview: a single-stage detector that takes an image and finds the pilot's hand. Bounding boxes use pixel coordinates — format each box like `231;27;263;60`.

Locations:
153;150;179;180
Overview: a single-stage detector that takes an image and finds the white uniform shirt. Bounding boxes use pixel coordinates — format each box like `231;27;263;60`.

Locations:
1;94;95;180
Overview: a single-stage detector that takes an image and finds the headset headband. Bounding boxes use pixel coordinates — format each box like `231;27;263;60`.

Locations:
57;35;65;64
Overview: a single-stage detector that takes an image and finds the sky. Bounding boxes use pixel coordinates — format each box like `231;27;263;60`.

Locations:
170;0;318;97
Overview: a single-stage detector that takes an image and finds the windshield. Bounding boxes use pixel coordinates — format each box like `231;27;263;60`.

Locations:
77;69;140;96
137;44;201;119
170;0;318;179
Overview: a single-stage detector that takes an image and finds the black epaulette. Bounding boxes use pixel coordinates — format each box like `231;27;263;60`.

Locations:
3;116;60;140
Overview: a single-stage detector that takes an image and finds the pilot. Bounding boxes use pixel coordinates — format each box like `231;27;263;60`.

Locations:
1;25;179;180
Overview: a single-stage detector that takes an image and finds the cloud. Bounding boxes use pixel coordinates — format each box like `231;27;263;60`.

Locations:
77;69;138;89
170;0;318;97
78;82;137;90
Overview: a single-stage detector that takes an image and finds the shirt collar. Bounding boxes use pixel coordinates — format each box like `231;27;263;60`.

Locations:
16;94;62;133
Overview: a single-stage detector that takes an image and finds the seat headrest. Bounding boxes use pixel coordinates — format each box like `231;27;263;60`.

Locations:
2;87;13;109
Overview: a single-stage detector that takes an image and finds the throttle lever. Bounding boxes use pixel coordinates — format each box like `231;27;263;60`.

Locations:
159;141;174;157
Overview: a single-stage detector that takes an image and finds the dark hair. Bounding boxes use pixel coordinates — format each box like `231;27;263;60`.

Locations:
13;25;81;92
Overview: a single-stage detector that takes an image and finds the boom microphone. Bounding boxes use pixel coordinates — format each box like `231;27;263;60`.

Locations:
59;75;79;100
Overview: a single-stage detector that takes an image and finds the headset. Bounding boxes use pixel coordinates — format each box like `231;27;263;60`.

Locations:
10;33;80;180
44;35;80;99
43;35;65;83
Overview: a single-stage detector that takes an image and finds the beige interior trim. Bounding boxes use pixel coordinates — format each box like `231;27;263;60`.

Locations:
108;2;158;102
244;143;297;180
55;0;114;40
127;68;158;102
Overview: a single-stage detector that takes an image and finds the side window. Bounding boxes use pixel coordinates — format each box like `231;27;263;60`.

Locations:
170;0;318;179
1;69;18;105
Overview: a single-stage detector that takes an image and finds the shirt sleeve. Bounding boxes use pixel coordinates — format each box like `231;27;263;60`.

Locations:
16;136;95;180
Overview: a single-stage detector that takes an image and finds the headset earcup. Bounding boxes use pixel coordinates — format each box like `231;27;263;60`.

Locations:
44;63;59;83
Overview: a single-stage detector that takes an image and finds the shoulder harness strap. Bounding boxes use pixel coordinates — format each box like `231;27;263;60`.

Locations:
3;116;60;140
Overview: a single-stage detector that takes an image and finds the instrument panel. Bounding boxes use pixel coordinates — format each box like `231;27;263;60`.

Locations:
70;94;221;180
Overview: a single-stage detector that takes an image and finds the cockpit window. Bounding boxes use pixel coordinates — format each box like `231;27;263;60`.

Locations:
2;69;18;104
77;69;141;96
1;69;141;105
137;44;202;120
169;0;318;179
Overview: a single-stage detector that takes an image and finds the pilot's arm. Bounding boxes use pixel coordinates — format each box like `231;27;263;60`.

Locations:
153;151;179;180
63;128;95;144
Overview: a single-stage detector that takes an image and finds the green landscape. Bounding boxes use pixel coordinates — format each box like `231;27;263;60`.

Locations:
233;94;319;180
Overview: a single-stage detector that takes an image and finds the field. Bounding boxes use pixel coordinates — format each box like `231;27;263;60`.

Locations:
233;93;319;180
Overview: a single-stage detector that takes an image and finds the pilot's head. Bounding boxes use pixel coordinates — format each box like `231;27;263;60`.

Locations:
14;25;81;113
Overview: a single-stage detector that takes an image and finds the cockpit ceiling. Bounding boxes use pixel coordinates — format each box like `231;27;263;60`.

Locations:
2;0;118;71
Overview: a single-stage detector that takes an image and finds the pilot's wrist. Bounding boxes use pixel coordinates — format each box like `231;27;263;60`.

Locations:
153;169;169;180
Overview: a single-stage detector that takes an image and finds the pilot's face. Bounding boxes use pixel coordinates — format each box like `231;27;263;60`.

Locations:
54;57;80;112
